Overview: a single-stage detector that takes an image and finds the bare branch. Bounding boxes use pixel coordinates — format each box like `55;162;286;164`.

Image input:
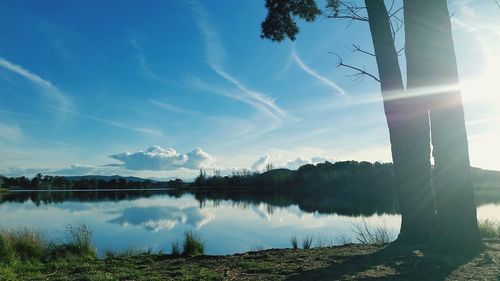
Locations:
322;1;369;22
349;44;375;57
330;52;380;83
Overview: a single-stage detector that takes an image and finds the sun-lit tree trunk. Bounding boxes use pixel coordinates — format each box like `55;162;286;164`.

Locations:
404;0;481;253
365;0;436;244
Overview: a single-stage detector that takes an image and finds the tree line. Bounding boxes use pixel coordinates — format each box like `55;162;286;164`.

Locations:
0;174;186;190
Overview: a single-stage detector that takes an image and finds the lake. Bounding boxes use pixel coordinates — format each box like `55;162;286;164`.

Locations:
0;189;499;255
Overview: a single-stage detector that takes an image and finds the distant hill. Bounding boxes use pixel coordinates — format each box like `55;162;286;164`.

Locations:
63;175;155;183
471;167;500;189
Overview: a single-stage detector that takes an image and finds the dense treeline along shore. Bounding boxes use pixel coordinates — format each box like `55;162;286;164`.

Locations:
1;161;499;218
2;161;500;192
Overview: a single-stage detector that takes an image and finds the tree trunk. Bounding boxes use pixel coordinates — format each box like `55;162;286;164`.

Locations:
403;0;481;254
365;0;436;243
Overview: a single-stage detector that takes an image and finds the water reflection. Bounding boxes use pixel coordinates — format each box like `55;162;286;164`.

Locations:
109;206;212;231
0;190;498;255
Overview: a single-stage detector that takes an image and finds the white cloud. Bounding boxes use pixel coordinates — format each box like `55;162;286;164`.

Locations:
249;155;336;171
0;58;72;110
291;49;346;96
109;206;213;232
311;157;335;164
185;148;215;169
285;157;311;170
109;146;215;171
251;155;270;171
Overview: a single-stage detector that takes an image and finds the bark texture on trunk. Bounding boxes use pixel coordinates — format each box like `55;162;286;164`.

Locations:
365;0;436;244
403;0;481;254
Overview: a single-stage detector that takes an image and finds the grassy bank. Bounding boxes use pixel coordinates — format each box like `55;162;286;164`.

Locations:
1;240;499;281
1;222;499;280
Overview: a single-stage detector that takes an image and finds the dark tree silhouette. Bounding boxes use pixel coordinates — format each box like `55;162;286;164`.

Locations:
363;0;435;244
404;0;481;254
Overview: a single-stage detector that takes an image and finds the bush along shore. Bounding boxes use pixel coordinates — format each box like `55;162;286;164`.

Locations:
0;222;499;280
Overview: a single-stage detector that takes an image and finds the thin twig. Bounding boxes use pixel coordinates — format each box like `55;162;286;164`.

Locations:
330;52;380;83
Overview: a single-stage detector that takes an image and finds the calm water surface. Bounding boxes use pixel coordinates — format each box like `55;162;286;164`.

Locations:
0;190;498;255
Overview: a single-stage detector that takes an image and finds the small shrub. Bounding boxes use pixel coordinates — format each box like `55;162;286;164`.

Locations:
302;235;313;249
182;231;204;256
352;219;394;245
250;242;265;251
314;235;334;248
334;235;352;246
478;219;500;238
49;224;96;260
290;235;298;249
171;240;181;256
6;228;46;261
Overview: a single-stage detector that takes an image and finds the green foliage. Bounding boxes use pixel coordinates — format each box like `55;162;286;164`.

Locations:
0;266;17;281
301;235;313;249
325;0;340;16
182;231;204;257
290;235;298;249
478;219;500;238
261;0;320;41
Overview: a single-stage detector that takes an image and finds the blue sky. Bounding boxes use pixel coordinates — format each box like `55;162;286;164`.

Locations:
0;0;499;179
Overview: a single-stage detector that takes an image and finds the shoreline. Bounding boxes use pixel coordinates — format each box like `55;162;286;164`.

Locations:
4;240;499;280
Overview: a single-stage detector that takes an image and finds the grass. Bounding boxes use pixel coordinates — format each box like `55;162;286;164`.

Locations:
171;240;181;256
352;219;394;245
302;235;313;249
0;227;47;263
104;247;153;259
478;219;500;238
0;224;96;265
48;224;97;260
290;235;298;249
182;230;204;256
0;224;498;280
314;235;335;248
250;242;265;251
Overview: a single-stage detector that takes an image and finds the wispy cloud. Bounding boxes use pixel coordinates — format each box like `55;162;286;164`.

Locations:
0;58;72;110
48;106;165;137
149;99;202;116
190;1;287;123
129;37;178;85
0;122;24;142
291;49;346;96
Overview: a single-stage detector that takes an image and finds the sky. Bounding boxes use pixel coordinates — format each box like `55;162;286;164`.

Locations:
0;0;499;180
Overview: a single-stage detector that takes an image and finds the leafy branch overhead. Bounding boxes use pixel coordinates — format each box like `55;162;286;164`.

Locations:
261;0;323;41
